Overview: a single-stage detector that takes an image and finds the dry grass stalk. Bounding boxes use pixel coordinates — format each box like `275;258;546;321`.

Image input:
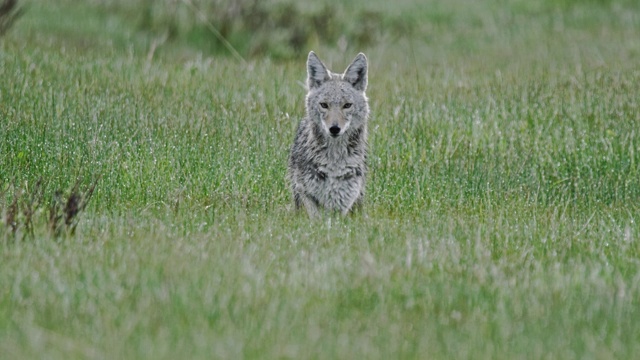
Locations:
1;177;99;240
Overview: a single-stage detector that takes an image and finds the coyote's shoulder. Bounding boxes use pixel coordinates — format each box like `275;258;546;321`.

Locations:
287;51;370;217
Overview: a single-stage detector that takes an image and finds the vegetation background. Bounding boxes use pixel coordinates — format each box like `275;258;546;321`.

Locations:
1;0;639;358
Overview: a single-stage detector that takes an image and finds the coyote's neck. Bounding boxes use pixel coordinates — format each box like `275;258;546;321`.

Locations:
309;122;367;163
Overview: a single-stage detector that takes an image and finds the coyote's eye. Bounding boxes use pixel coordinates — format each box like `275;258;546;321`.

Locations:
320;102;328;109
343;103;352;109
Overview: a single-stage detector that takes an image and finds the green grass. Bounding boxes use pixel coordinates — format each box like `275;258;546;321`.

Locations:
1;0;640;358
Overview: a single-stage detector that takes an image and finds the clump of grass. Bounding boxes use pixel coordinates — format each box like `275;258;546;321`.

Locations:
1;177;99;240
2;178;45;241
48;178;99;238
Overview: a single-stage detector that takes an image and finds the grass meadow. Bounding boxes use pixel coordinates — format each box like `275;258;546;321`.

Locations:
1;0;640;358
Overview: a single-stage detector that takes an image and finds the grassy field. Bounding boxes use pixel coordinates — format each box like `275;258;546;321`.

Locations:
1;0;640;358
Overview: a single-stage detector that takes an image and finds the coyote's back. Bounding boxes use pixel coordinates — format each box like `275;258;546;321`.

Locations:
287;51;370;217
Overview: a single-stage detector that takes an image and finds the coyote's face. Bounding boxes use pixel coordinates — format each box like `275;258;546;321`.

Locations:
306;52;369;138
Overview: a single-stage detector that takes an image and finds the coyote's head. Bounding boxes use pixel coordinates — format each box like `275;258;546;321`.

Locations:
305;51;369;138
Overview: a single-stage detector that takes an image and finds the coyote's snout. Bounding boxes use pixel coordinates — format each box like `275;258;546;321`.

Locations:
320;101;352;137
287;51;370;217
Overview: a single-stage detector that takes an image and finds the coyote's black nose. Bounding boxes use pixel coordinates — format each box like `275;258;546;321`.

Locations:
329;126;341;136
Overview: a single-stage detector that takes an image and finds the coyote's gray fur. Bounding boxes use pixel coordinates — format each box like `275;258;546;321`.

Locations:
287;51;370;217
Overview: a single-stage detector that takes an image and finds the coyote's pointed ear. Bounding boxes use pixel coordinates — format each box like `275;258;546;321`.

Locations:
343;53;368;91
307;51;330;89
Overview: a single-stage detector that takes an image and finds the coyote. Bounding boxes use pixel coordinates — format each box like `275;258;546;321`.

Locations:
287;51;370;217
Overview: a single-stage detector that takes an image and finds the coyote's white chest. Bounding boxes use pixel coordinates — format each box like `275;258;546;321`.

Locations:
311;151;364;211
